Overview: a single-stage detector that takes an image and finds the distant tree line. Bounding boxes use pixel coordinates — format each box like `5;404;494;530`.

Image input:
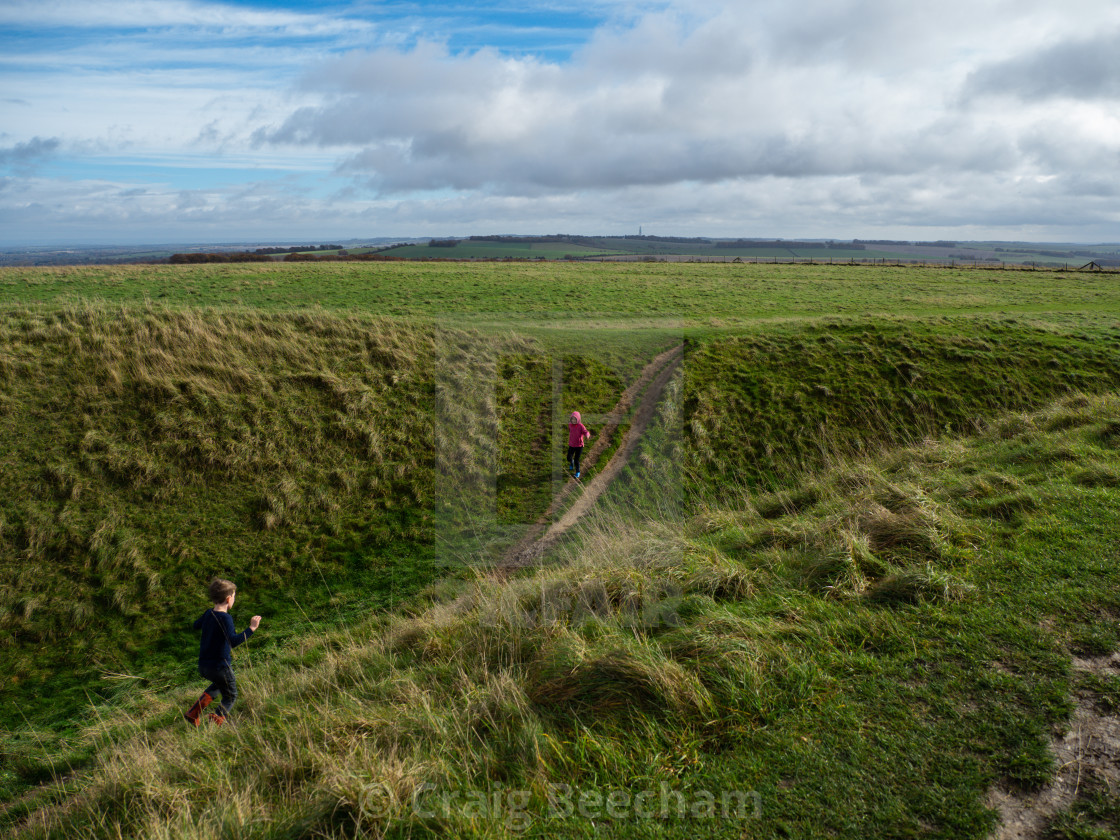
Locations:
253;244;345;255
169;245;349;263
854;239;958;248
281;252;403;262
609;235;714;244
469;235;592;245
715;240;866;250
169;252;273;263
467;234;716;246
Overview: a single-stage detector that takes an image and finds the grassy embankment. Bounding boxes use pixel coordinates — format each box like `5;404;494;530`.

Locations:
684;318;1120;492
0;310;445;746
8;382;1120;839
0;305;632;797
2;261;1120;837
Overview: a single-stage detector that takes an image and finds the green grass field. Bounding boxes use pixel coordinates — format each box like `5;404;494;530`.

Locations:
2;261;1120;838
358;237;1093;265
3;261;1118;325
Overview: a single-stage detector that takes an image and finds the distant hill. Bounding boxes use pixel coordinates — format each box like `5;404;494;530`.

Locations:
2;236;1118;266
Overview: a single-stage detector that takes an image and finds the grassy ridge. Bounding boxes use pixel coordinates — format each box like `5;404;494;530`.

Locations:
684;317;1120;493
0;307;443;732
0;306;629;747
7;390;1120;838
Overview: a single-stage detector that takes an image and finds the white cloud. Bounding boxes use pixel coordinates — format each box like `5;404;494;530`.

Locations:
4;0;1120;243
0;174;354;243
236;0;1120;241
0;0;368;37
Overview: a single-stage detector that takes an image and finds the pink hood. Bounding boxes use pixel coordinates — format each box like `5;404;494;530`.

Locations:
569;411;581;423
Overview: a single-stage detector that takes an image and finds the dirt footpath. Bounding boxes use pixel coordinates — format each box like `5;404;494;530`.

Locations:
987;652;1120;838
499;343;683;569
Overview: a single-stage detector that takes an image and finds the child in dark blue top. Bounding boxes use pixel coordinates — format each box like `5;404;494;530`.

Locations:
183;578;261;726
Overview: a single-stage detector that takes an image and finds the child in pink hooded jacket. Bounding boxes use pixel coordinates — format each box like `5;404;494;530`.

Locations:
567;411;591;477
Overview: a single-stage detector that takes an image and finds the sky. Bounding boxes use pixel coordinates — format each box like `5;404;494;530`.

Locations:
1;0;1119;246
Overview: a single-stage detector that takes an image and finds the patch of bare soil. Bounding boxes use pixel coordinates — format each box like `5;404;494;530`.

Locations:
986;652;1120;839
499;343;683;569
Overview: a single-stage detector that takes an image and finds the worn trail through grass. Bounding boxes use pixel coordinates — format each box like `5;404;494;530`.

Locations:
500;343;683;568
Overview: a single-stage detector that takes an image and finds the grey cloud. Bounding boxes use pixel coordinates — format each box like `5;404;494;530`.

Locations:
325;109;1021;197
0;136;61;172
194;121;224;146
963;30;1120;101
257;3;1056;200
1016;123;1120;172
1054;174;1120;199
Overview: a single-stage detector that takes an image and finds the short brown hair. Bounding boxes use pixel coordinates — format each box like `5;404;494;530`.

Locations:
208;578;236;604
